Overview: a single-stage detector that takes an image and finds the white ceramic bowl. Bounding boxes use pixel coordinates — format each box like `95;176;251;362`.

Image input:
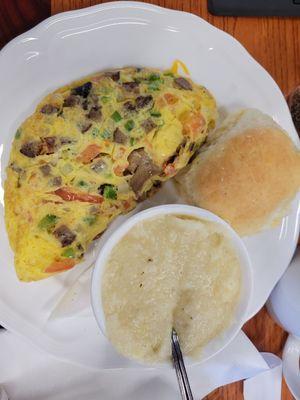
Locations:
91;204;253;366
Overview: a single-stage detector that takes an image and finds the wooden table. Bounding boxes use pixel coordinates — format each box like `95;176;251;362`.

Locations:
1;1;299;399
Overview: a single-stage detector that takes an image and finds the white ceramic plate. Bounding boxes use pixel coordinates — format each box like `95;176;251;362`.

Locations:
0;1;299;369
283;334;300;400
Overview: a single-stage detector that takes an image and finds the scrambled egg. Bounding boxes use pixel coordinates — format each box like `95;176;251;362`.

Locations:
5;66;217;281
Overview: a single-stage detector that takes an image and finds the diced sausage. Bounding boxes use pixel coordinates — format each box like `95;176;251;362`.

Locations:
113;128;127;144
135;95;153;109
123;101;136;112
174;77;192;90
51;176;62;186
20;141;43;158
90;94;99;106
43;136;57;154
141;118;156;133
71;82;92;98
63;95;80;107
39;164;51;176
82;99;89;110
126;148;160;195
80;121;92;133
40;104;59;114
21;138;58;158
87;106;102;121
53;225;76;247
122;81;139;92
130;160;160;195
126;148;147;174
81;95;98;111
105;71;120;81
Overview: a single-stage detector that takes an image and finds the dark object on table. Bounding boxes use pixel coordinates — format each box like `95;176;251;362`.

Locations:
287;86;300;137
0;0;50;49
0;325;4;329
208;0;300;16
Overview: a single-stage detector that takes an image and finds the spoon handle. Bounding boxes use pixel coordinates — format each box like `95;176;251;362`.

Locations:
171;328;194;400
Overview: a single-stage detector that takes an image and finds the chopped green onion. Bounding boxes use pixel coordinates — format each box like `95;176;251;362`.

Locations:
148;73;161;81
157;119;165;127
103;185;117;200
101;129;111;139
148;81;161;91
78;180;88;187
150;110;161;117
130;137;136;146
111;111;122;122
125;120;135;131
38;214;59;231
15;129;21;139
61;247;75;258
101;96;110;104
83;215;97;226
163;72;174;77
91;127;100;138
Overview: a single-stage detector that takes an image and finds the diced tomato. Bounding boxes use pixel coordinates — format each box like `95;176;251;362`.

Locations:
53;187;103;204
122;199;132;210
164;163;176;176
45;259;76;273
164;93;178;105
77;144;101;164
182;111;205;138
113;164;127;176
104;140;111;147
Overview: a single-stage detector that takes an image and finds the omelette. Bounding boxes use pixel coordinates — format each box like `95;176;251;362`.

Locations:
5;67;217;281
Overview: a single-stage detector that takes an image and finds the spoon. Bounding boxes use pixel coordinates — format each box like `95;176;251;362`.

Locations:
171;328;194;400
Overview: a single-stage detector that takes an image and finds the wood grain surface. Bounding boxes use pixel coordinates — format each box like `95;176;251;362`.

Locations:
0;0;50;49
51;0;300;96
1;0;298;398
